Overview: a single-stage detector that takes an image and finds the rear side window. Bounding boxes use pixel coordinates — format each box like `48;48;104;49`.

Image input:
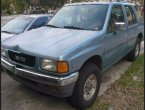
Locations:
125;5;137;26
134;5;144;21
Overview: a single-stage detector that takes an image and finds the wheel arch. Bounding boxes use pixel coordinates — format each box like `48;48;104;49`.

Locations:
137;33;143;41
80;55;103;70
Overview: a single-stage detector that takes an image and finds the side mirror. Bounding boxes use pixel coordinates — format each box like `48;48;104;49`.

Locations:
115;22;125;31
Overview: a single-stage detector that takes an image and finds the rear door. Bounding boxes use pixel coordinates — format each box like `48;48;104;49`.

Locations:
123;5;139;53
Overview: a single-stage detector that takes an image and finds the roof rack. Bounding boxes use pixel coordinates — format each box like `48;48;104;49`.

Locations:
108;0;131;2
77;0;132;3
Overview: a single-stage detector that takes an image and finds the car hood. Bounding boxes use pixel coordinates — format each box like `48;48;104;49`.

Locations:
2;27;100;60
1;32;16;42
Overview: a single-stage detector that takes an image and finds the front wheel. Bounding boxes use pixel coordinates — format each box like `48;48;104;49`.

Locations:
126;38;141;61
67;62;101;109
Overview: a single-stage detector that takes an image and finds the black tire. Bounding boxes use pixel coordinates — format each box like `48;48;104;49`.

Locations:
67;62;101;109
126;38;141;61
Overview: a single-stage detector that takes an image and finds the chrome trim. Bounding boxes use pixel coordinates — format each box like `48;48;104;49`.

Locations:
1;58;14;67
7;49;21;53
15;68;79;86
1;58;15;72
1;58;79;86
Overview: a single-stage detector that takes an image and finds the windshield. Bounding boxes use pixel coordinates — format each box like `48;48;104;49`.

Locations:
1;16;34;34
47;4;108;31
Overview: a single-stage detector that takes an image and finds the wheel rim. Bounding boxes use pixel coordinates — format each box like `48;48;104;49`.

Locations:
135;43;140;57
83;74;97;101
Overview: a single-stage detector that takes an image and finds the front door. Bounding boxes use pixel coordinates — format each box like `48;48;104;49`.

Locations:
103;5;127;70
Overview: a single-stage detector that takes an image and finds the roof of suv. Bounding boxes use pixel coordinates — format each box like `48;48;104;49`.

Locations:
65;1;135;6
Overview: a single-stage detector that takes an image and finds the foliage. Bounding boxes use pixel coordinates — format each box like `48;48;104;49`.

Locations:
1;0;144;15
1;0;10;11
13;0;27;14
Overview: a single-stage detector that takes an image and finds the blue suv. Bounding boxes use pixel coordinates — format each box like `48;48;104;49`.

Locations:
1;1;144;109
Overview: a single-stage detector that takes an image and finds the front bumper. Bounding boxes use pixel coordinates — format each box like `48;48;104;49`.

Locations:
1;58;79;97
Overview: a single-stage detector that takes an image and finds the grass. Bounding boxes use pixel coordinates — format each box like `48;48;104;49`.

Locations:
87;54;144;110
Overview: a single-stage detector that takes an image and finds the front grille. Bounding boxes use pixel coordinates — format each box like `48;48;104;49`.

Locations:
8;50;36;67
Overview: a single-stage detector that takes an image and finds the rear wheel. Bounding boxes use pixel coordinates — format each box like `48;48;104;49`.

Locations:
126;38;141;61
67;62;101;109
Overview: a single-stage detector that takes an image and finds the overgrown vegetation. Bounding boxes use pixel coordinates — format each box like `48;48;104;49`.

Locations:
87;54;144;110
2;0;29;14
2;0;144;15
1;0;68;14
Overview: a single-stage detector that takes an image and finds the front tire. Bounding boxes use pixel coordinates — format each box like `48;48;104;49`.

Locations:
67;62;101;109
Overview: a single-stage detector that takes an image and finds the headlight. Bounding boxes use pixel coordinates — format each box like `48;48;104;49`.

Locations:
1;48;7;57
41;59;57;72
41;59;69;74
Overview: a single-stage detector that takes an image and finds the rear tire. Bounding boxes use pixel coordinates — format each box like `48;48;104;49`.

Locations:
67;62;101;109
126;38;141;61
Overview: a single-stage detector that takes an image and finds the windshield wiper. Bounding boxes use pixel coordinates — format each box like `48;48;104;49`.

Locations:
1;31;13;34
63;26;85;30
87;28;99;31
46;24;60;28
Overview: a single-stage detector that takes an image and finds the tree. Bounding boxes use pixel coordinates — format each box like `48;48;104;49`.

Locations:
30;0;39;6
132;0;144;6
1;0;10;11
13;0;27;13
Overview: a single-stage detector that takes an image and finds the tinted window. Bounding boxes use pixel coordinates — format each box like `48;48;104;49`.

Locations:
31;17;49;29
48;4;108;31
134;5;144;21
125;5;137;26
112;5;125;22
108;5;125;32
1;16;34;34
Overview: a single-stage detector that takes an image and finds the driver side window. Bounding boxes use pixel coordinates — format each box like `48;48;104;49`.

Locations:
29;17;48;30
108;5;125;33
